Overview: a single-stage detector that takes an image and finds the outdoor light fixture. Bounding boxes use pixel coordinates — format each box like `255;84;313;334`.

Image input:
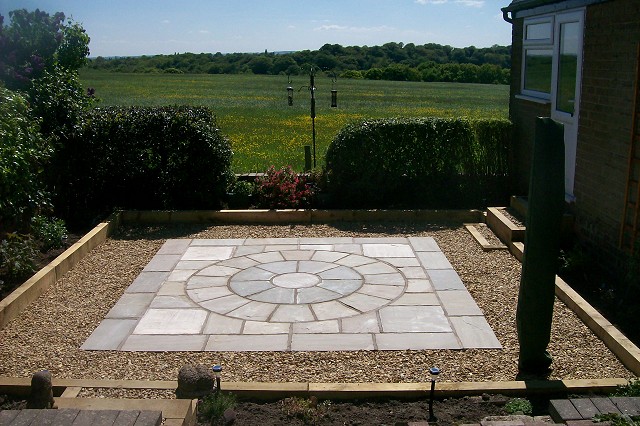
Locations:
428;367;440;422
212;364;222;393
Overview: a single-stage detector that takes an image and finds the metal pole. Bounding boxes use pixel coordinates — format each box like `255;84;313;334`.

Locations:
310;69;317;168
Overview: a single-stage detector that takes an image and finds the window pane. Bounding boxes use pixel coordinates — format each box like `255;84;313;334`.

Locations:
524;49;552;93
526;22;552;40
556;21;580;114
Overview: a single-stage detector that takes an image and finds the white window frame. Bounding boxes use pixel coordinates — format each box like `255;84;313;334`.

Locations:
520;15;554;100
550;10;585;123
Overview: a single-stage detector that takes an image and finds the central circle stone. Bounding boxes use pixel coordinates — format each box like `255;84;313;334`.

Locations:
272;272;320;289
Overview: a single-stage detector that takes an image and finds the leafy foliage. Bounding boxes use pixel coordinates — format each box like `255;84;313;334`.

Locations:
504;398;532;415
86;42;511;83
0;233;38;283
613;378;640;397
0;9;89;90
255;165;314;209
0;88;52;229
57;106;233;223
31;215;67;252
325;117;512;208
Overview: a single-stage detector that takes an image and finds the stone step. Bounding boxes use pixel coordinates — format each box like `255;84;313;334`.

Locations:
549;397;640;423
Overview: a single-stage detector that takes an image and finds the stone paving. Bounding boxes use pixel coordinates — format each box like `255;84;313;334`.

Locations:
81;237;501;352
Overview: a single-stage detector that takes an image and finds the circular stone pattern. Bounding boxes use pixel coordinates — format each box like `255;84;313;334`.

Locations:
185;250;407;321
228;260;363;304
272;272;320;288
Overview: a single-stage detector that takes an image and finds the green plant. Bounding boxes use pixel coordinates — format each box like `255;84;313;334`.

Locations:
31;215;67;251
0;88;53;229
325;117;511;208
593;412;640;425
504;398;533;415
57;105;233;224
255;165;314;209
280;397;331;424
0;233;38;282
230;180;254;197
197;392;236;425
613;378;640;397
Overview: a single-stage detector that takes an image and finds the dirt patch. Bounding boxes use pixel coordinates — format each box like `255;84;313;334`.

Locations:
196;395;512;426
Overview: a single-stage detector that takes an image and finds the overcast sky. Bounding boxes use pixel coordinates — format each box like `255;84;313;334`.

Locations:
1;0;513;57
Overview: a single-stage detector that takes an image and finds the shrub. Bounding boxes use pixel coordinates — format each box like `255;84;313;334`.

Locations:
255;165;314;209
0;88;53;230
0;233;38;283
504;398;532;415
56;106;233;224
325;117;511;208
31;215;67;251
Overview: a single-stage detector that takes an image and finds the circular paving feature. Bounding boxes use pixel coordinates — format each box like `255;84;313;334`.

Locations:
272;272;320;288
185;250;407;321
227;260;364;304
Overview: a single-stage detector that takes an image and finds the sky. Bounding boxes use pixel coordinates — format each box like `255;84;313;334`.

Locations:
0;0;514;57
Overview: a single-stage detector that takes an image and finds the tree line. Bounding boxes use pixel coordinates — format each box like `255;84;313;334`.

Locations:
87;42;511;84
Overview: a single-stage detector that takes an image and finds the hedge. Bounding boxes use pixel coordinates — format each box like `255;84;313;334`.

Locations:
56;106;233;223
325;117;512;208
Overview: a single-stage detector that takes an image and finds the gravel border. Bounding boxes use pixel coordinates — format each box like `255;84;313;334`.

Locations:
0;222;634;387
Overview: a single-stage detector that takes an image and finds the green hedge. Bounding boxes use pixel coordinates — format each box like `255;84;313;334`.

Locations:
325;117;512;208
56;106;233;223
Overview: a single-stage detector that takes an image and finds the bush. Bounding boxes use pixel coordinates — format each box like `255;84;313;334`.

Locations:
0;88;53;230
31;215;67;251
0;233;38;283
57;106;234;223
255;165;314;209
325;117;512;208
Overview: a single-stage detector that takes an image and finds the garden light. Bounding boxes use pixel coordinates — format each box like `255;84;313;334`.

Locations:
428;367;440;422
212;364;222;392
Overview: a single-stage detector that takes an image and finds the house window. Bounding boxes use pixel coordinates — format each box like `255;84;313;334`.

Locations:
521;17;553;98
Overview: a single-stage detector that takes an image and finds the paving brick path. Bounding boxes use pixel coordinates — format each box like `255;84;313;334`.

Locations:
0;409;161;426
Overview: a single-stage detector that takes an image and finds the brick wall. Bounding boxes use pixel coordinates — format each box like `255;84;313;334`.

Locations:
574;0;639;265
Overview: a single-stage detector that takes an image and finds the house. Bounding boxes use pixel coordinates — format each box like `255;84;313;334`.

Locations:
501;0;639;269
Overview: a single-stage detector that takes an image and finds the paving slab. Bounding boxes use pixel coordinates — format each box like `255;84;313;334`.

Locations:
83;237;501;352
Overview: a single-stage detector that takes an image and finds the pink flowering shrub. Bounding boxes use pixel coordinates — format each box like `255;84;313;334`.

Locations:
255;165;314;209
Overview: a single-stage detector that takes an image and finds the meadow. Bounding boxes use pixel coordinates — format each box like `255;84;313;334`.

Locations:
80;69;509;173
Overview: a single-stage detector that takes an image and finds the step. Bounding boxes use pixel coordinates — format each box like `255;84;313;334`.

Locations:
549;397;640;423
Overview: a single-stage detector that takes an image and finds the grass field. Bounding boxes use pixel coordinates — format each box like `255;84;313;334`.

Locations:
80;69;509;173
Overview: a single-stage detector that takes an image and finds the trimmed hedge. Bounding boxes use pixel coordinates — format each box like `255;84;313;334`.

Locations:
56;106;233;223
325;117;512;208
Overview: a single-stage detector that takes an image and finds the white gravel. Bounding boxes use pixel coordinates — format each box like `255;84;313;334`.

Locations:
0;222;634;389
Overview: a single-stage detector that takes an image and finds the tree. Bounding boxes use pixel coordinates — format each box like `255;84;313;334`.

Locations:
248;55;273;74
0;9;89;90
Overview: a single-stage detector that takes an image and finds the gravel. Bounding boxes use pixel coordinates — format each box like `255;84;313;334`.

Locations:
0;222;634;391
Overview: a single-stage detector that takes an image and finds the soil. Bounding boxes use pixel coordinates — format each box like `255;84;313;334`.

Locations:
0;394;531;425
195;395;515;426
